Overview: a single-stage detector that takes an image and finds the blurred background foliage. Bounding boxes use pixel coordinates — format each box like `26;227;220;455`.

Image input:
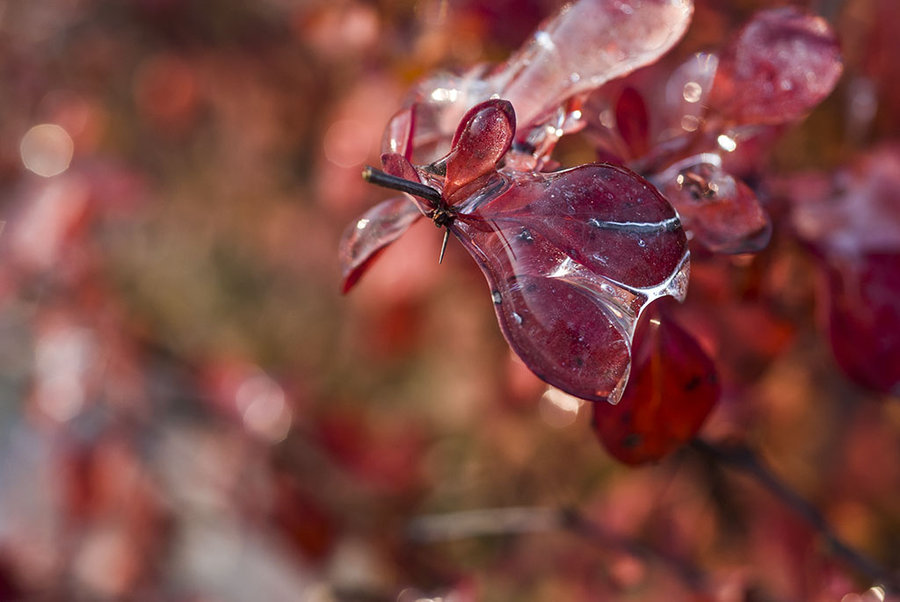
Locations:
0;0;898;600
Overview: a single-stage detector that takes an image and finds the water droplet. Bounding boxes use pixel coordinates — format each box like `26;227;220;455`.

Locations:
492;291;502;304
600;283;615;295
512;312;523;325
638;239;646;248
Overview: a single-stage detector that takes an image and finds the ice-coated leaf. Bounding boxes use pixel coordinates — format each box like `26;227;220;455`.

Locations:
460;164;689;289
389;0;694;164
381;152;420;182
494;0;694;132
338;196;423;293
593;302;719;464
451;163;690;403
381;107;415;159
651;154;771;253
454;222;634;403
444;100;516;200
791;147;900;257
662;51;719;134
709;7;843;125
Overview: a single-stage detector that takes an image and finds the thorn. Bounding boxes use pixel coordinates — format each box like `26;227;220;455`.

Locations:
439;229;449;264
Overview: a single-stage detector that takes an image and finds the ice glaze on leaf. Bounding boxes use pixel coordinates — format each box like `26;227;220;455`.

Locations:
444;100;516;200
338;196;423;293
387;0;694;166
593;302;719;464
459;165;688;288
652;154;771;254
345;97;689;403
496;0;694;134
382;107;415;159
709;7;843;125
452;164;690;403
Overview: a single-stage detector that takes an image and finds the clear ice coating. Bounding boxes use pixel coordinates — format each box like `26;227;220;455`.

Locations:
339;195;423;293
650;153;771;254
383;0;694;166
342;0;698;403
449;163;689;403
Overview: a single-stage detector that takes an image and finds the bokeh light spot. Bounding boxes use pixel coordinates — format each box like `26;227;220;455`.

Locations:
20;124;74;177
682;81;702;103
235;372;292;443
324;119;372;168
539;387;583;428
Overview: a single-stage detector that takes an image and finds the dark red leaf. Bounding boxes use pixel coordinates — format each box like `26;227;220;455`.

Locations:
709;7;842;125
615;87;650;158
593;302;719;465
825;253;900;394
453;163;689;402
444;99;516;199
652;155;771;254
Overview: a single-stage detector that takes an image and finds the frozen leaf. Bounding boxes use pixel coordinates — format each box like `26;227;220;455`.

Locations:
652;154;771;254
495;0;695;133
347;100;689;403
338;196;423;293
709;7;843;125
453;163;689;402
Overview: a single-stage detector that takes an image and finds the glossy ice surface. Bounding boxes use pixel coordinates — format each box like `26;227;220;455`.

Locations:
341;99;689;403
709;7;843;125
583;7;841;255
451;164;689;402
384;0;694;165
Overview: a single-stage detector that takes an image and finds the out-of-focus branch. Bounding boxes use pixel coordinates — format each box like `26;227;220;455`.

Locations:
407;505;707;591
691;438;900;593
559;506;707;589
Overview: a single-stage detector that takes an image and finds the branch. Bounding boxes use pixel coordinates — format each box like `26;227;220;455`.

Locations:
691;438;900;593
407;506;707;591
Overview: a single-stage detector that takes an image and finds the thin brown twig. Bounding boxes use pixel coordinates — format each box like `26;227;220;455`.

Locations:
691;438;900;593
406;505;708;592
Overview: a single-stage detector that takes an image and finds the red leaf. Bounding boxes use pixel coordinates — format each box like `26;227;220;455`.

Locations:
615;87;650;158
710;7;842;125
593;303;719;465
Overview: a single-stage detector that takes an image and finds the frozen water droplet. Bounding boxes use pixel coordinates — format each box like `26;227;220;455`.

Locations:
638;239;646;248
492;290;502;304
512;312;523;325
